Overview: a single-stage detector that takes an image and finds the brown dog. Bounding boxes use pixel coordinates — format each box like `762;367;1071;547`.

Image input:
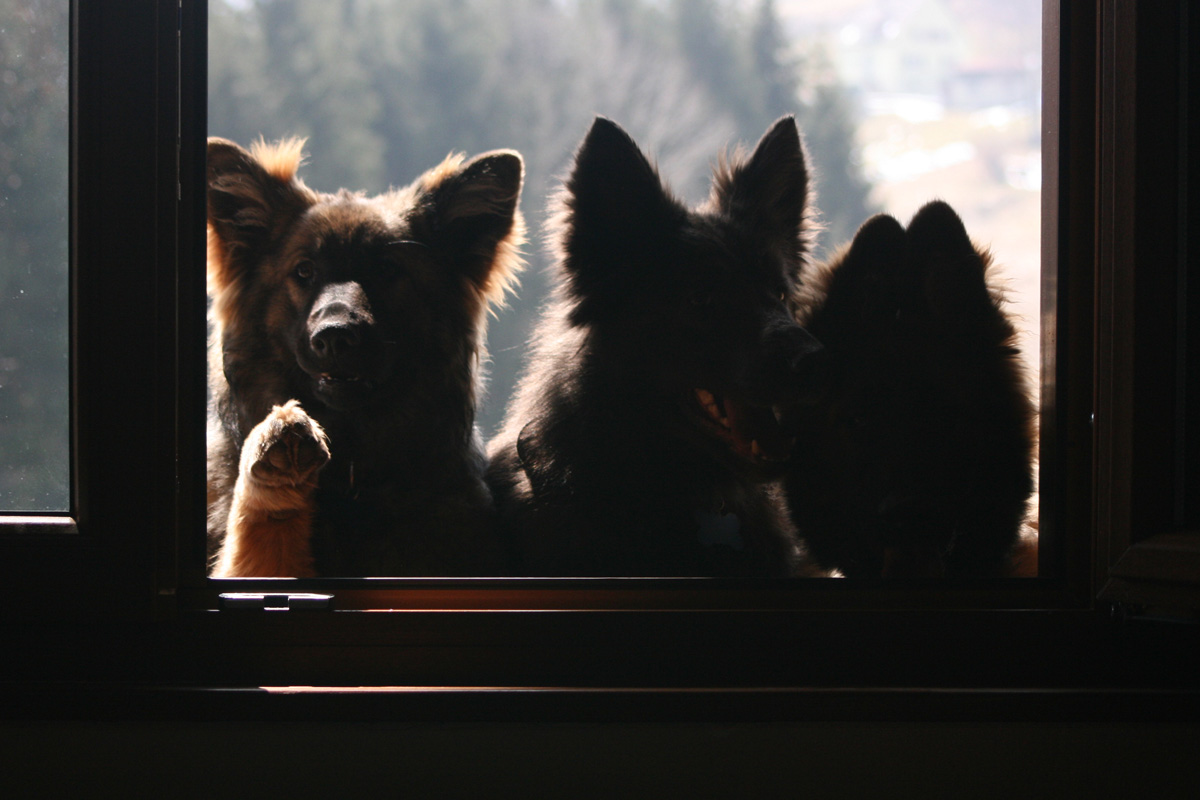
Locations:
206;137;524;577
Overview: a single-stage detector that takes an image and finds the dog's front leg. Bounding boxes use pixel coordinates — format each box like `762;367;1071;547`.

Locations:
212;400;330;577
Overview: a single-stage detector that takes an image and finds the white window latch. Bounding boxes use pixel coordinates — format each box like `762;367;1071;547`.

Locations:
218;592;333;611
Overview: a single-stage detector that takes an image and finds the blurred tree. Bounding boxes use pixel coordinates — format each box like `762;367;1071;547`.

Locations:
799;77;877;252
207;0;270;151
752;0;797;125
0;0;70;510
697;0;876;252
752;1;875;251
672;0;757;132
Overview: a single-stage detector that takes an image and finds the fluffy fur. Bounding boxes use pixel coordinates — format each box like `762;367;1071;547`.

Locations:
486;116;824;576
785;201;1036;578
206;137;524;576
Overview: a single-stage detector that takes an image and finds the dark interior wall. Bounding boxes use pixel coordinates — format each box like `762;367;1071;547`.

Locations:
2;720;1196;797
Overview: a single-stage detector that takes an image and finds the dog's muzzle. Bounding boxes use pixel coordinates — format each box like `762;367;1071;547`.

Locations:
303;281;381;408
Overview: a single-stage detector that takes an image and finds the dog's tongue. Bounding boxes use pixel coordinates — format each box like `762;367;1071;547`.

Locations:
724;400;792;462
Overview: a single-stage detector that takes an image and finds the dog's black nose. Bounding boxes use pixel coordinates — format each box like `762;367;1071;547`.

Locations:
310;322;362;359
764;322;824;381
786;326;824;374
307;281;373;362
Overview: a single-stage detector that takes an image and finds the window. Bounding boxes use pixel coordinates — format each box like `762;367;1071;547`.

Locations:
0;0;209;613
1;1;1196;701
0;0;69;513
204;0;1043;582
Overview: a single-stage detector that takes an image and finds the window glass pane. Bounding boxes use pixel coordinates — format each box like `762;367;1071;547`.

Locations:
0;0;70;512
207;0;1040;578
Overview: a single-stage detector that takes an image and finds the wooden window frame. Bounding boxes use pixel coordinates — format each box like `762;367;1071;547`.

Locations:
1091;0;1200;614
1;0;1197;719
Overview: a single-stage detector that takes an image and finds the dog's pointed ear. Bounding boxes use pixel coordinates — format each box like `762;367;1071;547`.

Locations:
422;149;526;306
564;116;681;254
905;201;1004;336
554;117;685;322
813;213;906;335
713;115;810;260
430;150;524;229
207;137;312;294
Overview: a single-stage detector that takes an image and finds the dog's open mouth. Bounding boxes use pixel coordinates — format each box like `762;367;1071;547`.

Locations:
313;371;378;408
693;388;793;464
317;372;373;390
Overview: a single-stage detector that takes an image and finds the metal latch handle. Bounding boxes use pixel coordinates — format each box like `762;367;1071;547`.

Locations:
218;592;333;611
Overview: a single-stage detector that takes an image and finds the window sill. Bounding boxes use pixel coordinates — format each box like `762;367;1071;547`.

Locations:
1101;532;1200;613
2;681;1199;724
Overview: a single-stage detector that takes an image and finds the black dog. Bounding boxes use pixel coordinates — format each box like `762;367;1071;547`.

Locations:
785;201;1036;578
487;116;823;576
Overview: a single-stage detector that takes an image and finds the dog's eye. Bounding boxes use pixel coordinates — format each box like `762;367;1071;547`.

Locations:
293;261;315;283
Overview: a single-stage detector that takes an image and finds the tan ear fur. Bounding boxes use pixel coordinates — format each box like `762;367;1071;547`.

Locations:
416;150;526;310
206;136;315;302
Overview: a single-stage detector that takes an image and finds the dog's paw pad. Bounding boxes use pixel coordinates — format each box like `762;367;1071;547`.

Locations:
245;402;331;487
260;431;328;474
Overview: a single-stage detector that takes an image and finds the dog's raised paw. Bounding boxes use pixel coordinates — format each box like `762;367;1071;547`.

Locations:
244;400;331;488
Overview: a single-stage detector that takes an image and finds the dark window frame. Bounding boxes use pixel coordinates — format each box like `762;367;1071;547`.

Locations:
1;0;1197;713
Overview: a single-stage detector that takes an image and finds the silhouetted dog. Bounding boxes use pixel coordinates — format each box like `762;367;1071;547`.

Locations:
487;116;823;576
785;201;1036;578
